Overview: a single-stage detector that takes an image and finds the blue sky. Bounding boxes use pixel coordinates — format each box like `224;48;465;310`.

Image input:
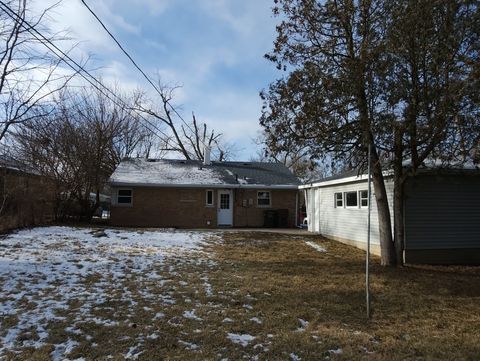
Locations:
32;0;283;160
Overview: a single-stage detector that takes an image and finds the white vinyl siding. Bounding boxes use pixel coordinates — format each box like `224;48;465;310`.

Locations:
305;179;394;246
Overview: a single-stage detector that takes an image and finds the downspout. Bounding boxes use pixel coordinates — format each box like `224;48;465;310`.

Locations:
303;188;309;229
403;194;407;264
295;191;299;227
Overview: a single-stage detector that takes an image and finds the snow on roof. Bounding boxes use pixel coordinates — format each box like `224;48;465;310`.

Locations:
108;158;301;188
109;158;225;186
0;154;40;175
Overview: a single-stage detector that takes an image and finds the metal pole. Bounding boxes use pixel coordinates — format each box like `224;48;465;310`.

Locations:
366;143;372;319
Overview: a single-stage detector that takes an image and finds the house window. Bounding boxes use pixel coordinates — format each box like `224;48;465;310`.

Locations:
206;189;214;206
334;192;343;208
117;189;132;205
220;193;230;209
257;191;271;207
345;191;358;208
359;190;368;208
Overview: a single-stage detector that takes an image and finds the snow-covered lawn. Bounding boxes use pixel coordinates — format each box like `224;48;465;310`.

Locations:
1;227;478;360
0;226;217;360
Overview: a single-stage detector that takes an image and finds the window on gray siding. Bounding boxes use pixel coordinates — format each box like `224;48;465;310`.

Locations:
334;192;343;207
117;189;132;204
345;191;358;207
359;190;368;207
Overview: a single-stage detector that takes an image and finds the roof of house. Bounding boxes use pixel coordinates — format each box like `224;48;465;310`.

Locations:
300;160;480;189
109;158;301;189
0;154;39;175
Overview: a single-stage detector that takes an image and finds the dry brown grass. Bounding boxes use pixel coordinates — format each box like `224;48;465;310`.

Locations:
4;230;480;360
210;232;480;360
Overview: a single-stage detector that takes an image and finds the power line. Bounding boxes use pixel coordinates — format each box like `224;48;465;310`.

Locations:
80;0;209;149
0;0;187;156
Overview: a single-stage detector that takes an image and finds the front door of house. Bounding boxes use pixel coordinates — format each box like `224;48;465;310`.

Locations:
217;190;233;226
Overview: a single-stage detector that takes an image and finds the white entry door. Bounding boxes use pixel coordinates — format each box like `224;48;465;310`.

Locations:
217;190;233;226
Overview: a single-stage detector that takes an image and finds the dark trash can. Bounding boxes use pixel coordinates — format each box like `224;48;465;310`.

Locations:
264;210;278;227
277;209;289;227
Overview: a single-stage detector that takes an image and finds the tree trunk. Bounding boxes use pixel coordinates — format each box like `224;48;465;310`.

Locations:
370;145;397;266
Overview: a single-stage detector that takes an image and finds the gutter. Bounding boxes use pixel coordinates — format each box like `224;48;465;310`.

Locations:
299;170;394;189
108;181;300;190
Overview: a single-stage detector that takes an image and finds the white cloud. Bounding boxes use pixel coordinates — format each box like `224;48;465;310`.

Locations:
22;0;280;160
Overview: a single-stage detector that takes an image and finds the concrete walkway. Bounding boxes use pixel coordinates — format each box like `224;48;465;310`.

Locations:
192;227;311;235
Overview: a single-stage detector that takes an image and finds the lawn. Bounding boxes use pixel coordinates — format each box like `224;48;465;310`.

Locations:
0;227;479;360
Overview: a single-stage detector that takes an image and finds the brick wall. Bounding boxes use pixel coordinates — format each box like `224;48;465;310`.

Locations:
110;187;299;228
0;169;56;233
233;189;298;227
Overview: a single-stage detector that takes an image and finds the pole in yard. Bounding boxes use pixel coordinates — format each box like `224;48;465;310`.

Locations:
366;143;372;319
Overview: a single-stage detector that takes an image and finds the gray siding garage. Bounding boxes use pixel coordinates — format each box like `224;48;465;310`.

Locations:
302;169;480;265
404;173;480;264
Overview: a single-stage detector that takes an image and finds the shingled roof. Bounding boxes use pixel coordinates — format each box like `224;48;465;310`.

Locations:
109;158;300;189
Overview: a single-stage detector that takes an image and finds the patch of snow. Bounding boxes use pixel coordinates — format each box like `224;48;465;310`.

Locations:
125;345;144;359
329;348;343;355
305;241;327;253
154;312;165;319
250;317;262;324
183;309;202;321
227;333;255;347
290;353;301;361
201;275;213;296
178;340;199;350
296;319;309;332
51;339;79;361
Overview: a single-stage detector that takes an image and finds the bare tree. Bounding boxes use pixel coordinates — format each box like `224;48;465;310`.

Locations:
134;80;234;161
262;0;479;266
252;132;326;182
0;0;76;142
16;84;158;219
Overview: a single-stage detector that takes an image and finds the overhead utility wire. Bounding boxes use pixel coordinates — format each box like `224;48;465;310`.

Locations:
0;0;184;154
80;0;209;148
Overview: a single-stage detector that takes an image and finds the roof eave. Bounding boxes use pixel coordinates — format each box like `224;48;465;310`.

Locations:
300;170;394;189
108;181;299;190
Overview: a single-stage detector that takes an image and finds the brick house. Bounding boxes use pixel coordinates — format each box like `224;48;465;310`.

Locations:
0;155;56;232
108;157;301;228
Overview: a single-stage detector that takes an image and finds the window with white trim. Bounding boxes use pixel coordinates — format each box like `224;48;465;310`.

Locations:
117;189;132;205
257;191;271;207
359;190;368;208
334;192;343;208
344;191;358;208
205;189;214;206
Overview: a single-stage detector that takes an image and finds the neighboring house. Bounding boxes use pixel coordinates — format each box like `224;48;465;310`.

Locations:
108;156;300;228
300;165;480;265
0;154;55;232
